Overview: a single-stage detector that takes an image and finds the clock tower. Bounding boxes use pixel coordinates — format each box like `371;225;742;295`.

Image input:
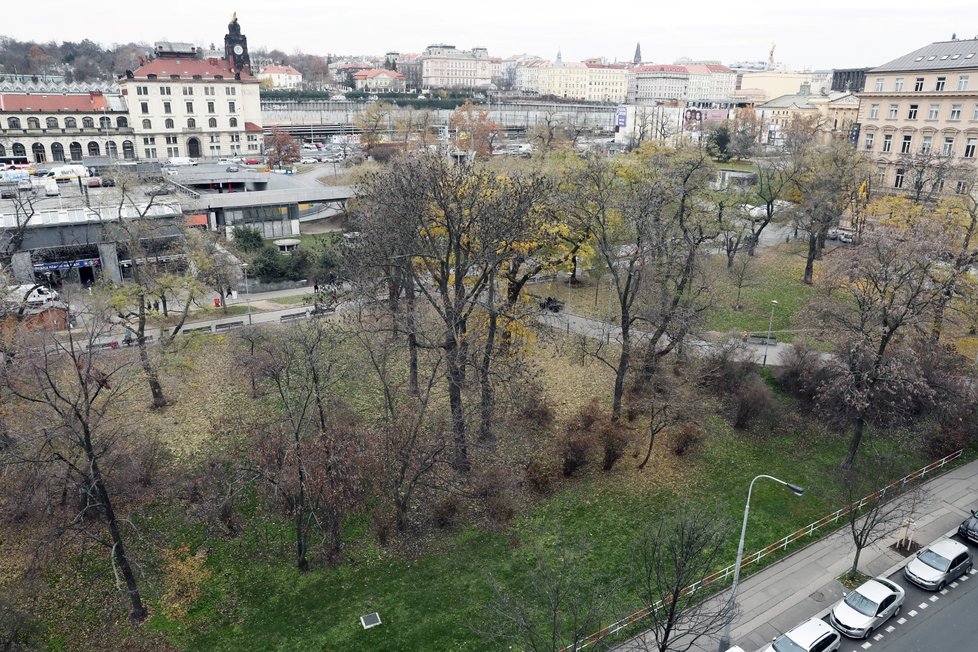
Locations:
224;13;251;73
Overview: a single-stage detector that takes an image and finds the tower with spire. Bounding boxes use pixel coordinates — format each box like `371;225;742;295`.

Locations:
633;42;642;65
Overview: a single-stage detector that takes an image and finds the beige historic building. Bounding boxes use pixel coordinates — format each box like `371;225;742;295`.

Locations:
420;45;494;89
514;54;628;103
353;69;406;92
857;39;978;195
257;64;303;89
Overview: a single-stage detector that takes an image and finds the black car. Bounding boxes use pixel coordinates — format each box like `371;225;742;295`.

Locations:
958;509;978;543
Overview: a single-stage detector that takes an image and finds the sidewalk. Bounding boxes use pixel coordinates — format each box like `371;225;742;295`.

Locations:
683;457;978;652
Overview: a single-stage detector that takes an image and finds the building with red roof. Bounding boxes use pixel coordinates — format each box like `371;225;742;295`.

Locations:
257;65;303;90
353;69;406;92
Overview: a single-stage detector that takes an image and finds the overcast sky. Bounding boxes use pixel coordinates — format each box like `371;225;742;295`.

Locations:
6;0;976;69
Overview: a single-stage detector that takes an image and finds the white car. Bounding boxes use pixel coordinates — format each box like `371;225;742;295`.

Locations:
300;157;318;164
762;618;840;652
905;538;972;590
829;576;904;639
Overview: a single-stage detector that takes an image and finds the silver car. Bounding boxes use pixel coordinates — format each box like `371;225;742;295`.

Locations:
829;576;904;639
904;538;972;590
762;617;841;652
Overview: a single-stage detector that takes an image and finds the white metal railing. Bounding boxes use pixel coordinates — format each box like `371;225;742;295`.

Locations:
564;448;965;651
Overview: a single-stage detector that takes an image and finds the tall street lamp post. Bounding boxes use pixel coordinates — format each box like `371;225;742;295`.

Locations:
718;474;804;652
762;299;779;367
242;263;253;325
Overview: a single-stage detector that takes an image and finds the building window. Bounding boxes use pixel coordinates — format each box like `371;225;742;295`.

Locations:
864;133;875;150
140;102;149;114
914;77;924;92
875;78;884;91
209;134;219;143
957;180;970;194
959;76;970;91
950;104;962;120
81;117;94;128
877;166;886;183
943;136;954;156
136;86;148;95
229;117;238;127
207;101;215;113
205;86;215;96
144;148;156;158
928;104;939;120
27;117;40;129
163;101;171;114
228;101;236;113
165;118;174;129
894;78;904;91
142;136;155;145
183;86;194;95
165;136;178;145
142;119;152;129
99;116;110;129
226;87;236;95
936;76;946;91
117;117;128;128
160;86;171;95
922;135;933;154
64;117;76;128
882;134;893;152
230;134;240;142
167;146;179;157
186;102;194;113
965;137;977;158
907;104;918;120
894;168;905;188
187;118;196;129
45;117;58;129
888;104;898;119
208;117;217;128
901;134;912;153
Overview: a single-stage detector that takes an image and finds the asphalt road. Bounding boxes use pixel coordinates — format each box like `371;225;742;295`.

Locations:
849;537;978;652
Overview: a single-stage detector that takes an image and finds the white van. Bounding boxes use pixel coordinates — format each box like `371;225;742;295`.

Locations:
165;157;197;167
43;179;60;196
45;165;89;182
4;284;60;306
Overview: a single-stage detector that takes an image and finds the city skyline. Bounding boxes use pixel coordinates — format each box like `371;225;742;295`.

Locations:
5;0;975;71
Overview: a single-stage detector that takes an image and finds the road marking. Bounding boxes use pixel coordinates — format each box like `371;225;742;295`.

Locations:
886;625;895;632
919;602;928;609
940;589;949;595
970;568;977;575
930;595;939;602
897;617;907;624
950;581;959;588
908;610;918;617
873;633;884;641
861;643;873;650
962;575;970;581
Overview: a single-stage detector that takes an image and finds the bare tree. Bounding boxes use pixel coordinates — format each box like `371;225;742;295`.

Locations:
839;459;927;578
629;504;733;652
0;305;148;622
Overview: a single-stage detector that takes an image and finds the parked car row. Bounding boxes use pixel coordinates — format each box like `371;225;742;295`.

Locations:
728;516;978;652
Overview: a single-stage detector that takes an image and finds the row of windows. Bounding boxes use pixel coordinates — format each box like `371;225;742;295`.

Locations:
864;132;978;157
139;117;240;130
874;74;971;93
6;116;128;129
2;140;136;162
140;101;237;114
135;84;236;95
868;102;978;121
886;166;971;194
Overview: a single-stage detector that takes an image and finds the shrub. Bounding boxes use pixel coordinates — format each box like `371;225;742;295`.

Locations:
370;509;395;546
431;495;461;529
775;342;829;405
558;430;594;477
525;457;554;494
671;423;701;457
599;422;631;471
734;373;775;430
924;423;968;459
701;339;755;394
486;493;516;528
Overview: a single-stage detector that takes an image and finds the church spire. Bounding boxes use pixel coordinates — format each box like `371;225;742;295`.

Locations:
633;42;642;65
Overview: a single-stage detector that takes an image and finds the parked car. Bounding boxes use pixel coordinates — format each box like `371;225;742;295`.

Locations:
100;176;116;187
958;509;978;543
84;176;103;188
904;538;972;590
218;157;235;165
762;618;840;652
827;227;840;240
838;231;854;244
0;186;15;199
829;576;904;639
225;165;240;173
243;157;262;165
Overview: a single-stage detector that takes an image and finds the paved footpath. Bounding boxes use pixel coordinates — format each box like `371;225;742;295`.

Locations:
615;457;978;652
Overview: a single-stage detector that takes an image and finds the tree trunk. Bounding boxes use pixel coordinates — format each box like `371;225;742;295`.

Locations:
405;277;419;395
612;313;631;422
841;416;865;470
86;436;146;622
931;291;950;343
850;543;863;576
294;448;309;573
478;308;498;443
445;338;470;473
136;337;166;408
803;234;817;285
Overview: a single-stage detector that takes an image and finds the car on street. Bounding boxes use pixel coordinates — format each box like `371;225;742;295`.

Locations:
84;176;103;187
829;576;904;639
300;157;318;164
957;509;978;543
225;165;240;173
904;538;972;590
762;617;841;652
0;186;15;199
243;157;262;165
838;231;854;244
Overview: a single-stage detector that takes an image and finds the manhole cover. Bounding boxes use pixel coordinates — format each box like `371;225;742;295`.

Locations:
809;590;826;602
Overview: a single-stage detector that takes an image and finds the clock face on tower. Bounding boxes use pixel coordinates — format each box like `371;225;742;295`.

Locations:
234;45;243;55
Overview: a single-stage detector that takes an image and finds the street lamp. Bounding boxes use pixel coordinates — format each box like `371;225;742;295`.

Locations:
242;262;253;325
761;299;778;368
718;474;804;652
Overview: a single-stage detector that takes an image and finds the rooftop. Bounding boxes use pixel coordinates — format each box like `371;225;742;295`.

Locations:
127;57;257;82
871;39;978;73
0;91;118;113
261;65;302;76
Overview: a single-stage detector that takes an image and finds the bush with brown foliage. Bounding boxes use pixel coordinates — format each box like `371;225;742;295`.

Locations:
431;495;461;529
774;342;832;406
556;399;604;477
734;373;775;430
599;421;632;471
486;493;517;528
701;339;755;393
671;423;701;457
524;457;555;494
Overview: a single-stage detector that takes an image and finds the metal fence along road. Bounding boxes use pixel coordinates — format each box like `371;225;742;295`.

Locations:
564;448;965;651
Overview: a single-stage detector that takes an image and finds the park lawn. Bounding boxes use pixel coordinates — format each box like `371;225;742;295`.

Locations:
150;338;943;652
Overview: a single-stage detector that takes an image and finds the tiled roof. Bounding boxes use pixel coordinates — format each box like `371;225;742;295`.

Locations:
0;91;115;112
632;65;688;74
244;121;263;132
756;93;819;110
872;39;978;72
353;69;405;80
705;64;733;73
129;57;256;82
261;65;302;76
